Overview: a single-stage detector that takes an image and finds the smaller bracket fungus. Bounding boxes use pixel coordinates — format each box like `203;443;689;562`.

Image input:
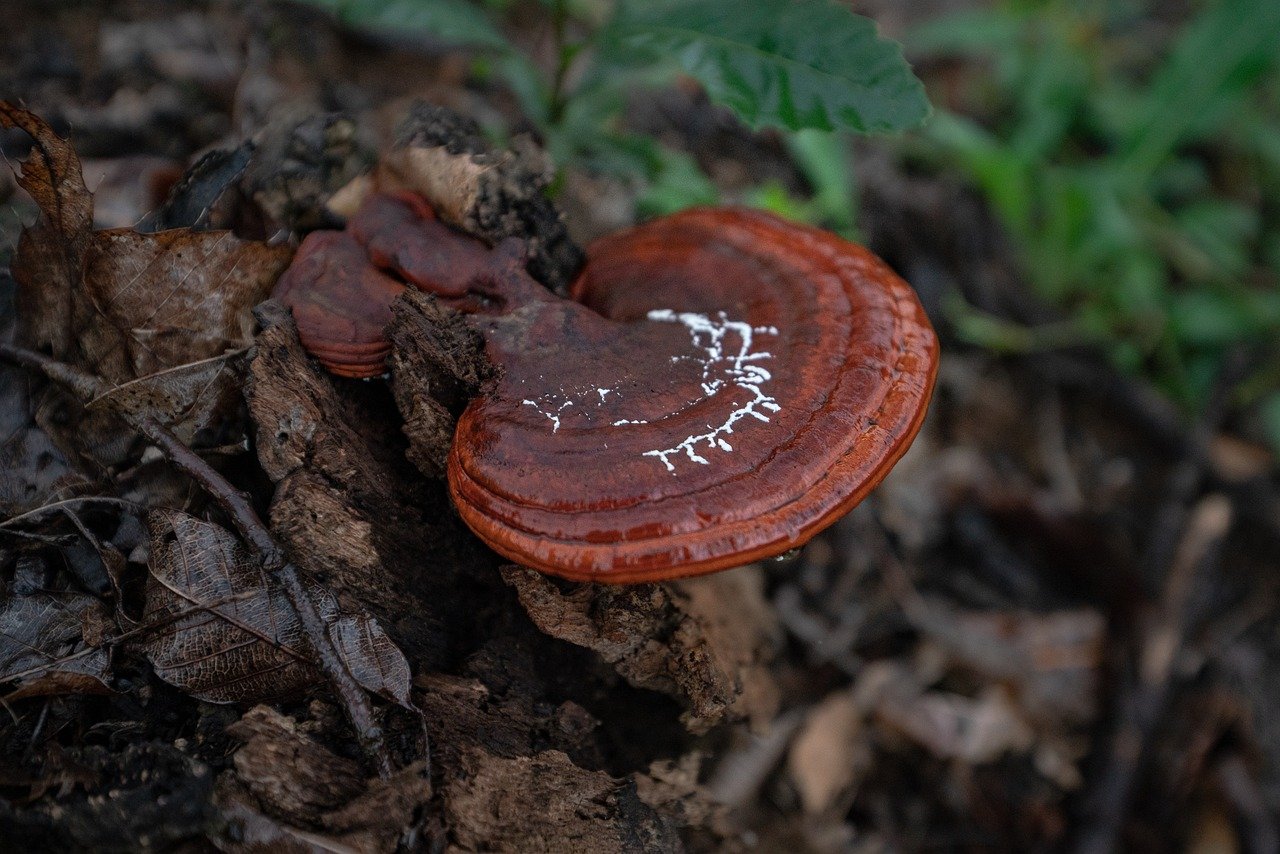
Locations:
271;229;406;378
273;192;506;377
272;198;937;582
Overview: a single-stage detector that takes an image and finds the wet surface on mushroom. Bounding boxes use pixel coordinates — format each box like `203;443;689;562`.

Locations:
272;230;406;378
270;195;936;581
448;208;939;582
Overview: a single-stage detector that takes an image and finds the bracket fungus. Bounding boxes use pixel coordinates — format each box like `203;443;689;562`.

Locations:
275;199;938;583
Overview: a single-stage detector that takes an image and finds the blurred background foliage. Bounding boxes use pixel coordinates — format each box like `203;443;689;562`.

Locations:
911;0;1280;428
300;0;1280;451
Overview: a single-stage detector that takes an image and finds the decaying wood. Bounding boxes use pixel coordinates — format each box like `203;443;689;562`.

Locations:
380;101;584;292
247;300;496;667
218;706;431;852
502;565;780;733
443;748;679;853
388;289;492;479
0;742;219;849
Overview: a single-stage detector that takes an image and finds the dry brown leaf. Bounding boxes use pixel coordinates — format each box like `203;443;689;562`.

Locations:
787;692;869;815
942;608;1105;727
0;592;112;700
86;351;250;446
0;101;93;359
875;686;1035;764
142;508;413;707
3;103;291;444
77;228;289;384
0;277;92;515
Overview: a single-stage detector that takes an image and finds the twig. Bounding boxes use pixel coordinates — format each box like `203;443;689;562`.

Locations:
1216;753;1280;854
0;342;393;778
1;497;145;529
1;590;255;685
1072;496;1233;854
1070;353;1246;854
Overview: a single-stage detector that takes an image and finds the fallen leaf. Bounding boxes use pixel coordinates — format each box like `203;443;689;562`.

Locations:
0;274;91;515
137;142;254;233
86;351;251;446
3;103;292;444
0;101;93;359
77;228;289;385
0;592;113;700
141;508;413;707
787;692;869;815
876;686;1034;764
941;607;1105;727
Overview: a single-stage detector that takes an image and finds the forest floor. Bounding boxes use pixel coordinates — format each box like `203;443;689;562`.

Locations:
1;2;1278;852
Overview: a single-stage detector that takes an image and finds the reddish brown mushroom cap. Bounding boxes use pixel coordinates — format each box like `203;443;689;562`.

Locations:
348;191;495;298
272;230;406;378
272;192;505;378
448;207;938;583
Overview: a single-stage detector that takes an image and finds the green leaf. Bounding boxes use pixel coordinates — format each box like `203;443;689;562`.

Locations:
492;52;554;126
306;0;511;50
1119;0;1280;177
636;145;719;217
1174;200;1260;280
604;0;928;133
1261;393;1280;458
743;181;813;224
786;129;857;235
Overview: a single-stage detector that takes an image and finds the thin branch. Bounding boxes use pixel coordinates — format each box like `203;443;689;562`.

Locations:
1;590;254;685
1070;352;1247;854
1;497;144;529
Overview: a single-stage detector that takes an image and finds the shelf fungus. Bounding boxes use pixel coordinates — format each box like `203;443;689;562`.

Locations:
275;200;938;583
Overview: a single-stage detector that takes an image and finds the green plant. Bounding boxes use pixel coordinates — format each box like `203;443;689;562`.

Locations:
298;0;927;231
907;0;1280;443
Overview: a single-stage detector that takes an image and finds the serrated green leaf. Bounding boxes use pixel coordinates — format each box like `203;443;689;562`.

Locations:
604;0;928;133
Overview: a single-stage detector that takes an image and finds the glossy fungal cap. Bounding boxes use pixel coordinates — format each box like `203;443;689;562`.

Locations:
447;207;939;583
349;190;496;298
272;230;406;378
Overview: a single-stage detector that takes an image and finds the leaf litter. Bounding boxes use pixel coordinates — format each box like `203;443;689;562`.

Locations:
142;508;412;708
0;91;1117;851
0;98;439;849
3;7;1279;846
